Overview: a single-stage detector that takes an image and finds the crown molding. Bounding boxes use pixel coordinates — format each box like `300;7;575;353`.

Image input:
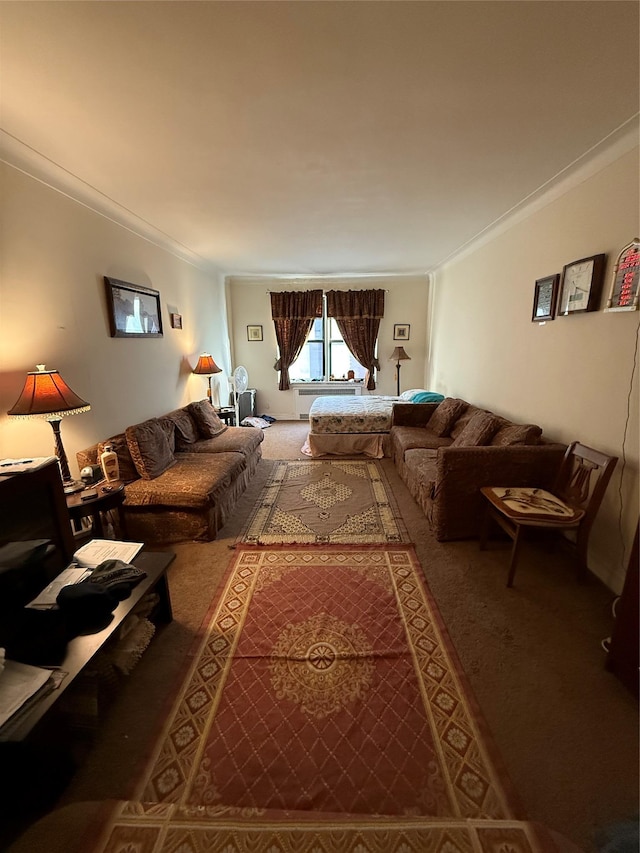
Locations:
0;130;220;274
433;116;640;273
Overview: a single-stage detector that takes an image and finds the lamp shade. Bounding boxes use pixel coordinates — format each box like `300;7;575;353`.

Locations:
193;353;222;375
7;365;91;418
390;346;411;362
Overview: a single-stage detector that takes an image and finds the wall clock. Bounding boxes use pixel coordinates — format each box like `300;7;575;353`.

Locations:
558;253;606;315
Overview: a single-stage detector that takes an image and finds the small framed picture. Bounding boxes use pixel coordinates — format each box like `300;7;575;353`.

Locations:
532;274;559;322
393;323;410;340
247;324;263;341
170;313;183;329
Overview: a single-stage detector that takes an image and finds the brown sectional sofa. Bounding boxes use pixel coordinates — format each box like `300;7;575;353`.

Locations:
391;398;566;541
77;400;263;545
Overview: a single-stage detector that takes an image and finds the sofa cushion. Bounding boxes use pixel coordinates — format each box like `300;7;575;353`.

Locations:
426;398;468;437
125;418;177;480
392;426;453;458
491;423;542;446
188;400;227;439
97;434;139;484
184;426;264;458
449;405;485;440
123;452;245;509
162;408;200;449
451;411;502;447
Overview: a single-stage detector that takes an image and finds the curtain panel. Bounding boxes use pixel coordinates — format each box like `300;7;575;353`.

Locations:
271;290;323;391
326;289;385;391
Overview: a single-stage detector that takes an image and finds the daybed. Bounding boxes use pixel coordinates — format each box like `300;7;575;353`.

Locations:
391;397;566;540
302;390;444;458
76;400;263;545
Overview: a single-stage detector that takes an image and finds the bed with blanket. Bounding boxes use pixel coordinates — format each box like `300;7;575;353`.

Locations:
301;390;443;458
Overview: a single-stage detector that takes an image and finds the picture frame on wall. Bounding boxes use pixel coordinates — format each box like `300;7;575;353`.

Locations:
170;313;183;329
247;324;263;341
532;274;560;322
104;277;163;338
393;324;410;340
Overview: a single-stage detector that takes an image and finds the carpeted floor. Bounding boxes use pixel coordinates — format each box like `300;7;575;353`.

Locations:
9;421;638;853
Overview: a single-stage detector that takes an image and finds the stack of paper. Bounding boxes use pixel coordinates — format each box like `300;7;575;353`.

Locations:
73;539;143;569
0;659;53;730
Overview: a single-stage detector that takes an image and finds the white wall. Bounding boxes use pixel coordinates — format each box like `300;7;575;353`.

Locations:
428;148;639;592
226;275;431;419
0;164;226;475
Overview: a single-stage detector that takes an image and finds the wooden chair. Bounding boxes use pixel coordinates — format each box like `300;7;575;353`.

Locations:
479;442;618;587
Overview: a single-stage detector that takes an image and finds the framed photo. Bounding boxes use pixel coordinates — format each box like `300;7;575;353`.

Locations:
558;253;606;315
104;277;163;338
247;324;263;341
393;323;410;340
605;239;640;312
532;274;560;322
170;313;183;329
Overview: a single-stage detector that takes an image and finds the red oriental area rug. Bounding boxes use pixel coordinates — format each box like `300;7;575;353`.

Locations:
137;545;517;819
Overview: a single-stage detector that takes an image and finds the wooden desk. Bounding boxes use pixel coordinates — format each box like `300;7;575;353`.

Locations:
3;549;174;742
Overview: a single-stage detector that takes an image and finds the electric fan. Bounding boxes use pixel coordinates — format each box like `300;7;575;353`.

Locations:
232;365;249;425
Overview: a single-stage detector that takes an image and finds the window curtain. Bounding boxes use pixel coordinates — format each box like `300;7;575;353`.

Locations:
271;290;323;391
326;289;385;391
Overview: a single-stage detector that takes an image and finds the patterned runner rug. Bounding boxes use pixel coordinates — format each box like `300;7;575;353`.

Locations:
71;546;571;853
137;545;516;818
238;460;407;544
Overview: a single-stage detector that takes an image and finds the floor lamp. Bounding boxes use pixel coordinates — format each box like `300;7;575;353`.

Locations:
390;346;411;396
193;353;222;407
7;364;91;493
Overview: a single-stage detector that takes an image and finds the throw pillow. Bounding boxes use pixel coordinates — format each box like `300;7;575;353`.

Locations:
451;411;502;447
125;419;177;480
97;434;139;483
188;400;227;439
164;408;200;447
399;388;428;401
426;398;468;437
491;423;543;446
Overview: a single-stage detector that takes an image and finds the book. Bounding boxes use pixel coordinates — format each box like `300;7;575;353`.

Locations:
73;539;143;569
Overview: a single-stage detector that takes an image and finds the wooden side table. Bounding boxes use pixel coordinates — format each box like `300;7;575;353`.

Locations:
216;407;236;426
66;482;128;539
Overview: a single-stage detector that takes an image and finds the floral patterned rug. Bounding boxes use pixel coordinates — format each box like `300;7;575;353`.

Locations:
238;460;407;544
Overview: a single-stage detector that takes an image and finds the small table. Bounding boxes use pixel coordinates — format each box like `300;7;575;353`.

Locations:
216;407;236;426
66;482;128;539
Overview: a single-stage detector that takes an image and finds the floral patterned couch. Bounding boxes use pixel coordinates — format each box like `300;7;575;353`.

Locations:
390;397;566;540
77;400;263;544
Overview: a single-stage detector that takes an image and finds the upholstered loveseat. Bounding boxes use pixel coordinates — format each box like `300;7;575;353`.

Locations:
77;400;263;545
390;397;566;540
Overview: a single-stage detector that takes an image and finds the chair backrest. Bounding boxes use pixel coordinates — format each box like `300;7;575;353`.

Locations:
553;442;618;532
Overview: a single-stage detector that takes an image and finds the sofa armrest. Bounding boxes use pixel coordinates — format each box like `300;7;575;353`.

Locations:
430;443;567;540
391;402;439;428
76;444;100;469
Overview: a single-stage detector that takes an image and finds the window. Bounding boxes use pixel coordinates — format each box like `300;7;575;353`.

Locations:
288;299;368;382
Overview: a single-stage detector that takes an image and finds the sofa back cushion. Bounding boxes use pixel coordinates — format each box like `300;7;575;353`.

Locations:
451;411;502;447
97;433;139;484
162;408;200;450
125;418;177;480
427;398;468;437
188;400;227;439
490;423;543;446
449;405;485;440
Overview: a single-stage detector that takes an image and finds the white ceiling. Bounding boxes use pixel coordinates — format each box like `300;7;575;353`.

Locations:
1;1;638;276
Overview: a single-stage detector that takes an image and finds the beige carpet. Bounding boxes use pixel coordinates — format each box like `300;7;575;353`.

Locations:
238;459;406;544
10;421;638;853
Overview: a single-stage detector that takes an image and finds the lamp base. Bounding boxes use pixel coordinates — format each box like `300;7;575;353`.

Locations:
63;479;85;495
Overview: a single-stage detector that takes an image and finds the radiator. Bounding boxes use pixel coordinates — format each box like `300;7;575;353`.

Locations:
294;384;362;418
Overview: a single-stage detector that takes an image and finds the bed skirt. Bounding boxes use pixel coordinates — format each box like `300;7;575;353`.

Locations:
302;432;391;458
